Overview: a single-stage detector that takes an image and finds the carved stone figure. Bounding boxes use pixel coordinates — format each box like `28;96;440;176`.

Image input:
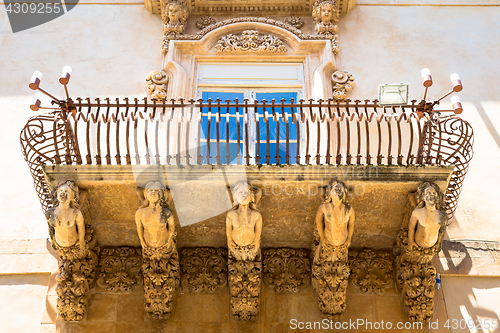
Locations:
46;181;99;321
312;180;354;321
145;70;168;101
313;0;339;35
226;183;263;321
332;70;355;101
162;0;188;35
394;182;447;322
136;181;179;320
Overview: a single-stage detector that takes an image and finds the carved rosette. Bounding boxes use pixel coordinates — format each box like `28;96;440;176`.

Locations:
145;70;169;101
228;257;262;321
311;234;349;321
332;70;355;101
180;247;228;293
48;184;99;322
142;242;180;320
196;16;216;30
394;183;447;322
284;16;304;29
262;248;310;293
349;249;393;295
214;30;287;53
97;247;143;293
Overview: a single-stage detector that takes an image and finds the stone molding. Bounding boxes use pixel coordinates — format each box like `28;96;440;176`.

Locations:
96;247;143;293
349;249;393;294
214;30;287;53
262;248;311;293
180;247;228;293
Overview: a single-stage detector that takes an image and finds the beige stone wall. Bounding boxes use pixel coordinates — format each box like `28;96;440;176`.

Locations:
1;1;500;332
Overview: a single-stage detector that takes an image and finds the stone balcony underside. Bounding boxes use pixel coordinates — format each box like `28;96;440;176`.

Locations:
43;165;453;250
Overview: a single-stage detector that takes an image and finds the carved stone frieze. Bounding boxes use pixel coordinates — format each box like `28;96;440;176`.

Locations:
284;16;304;29
145;70;168;101
162;0;188;35
136;181;180;320
332;70;355;101
312;180;354;321
180;247;228;293
226;183;263;321
46;181;99;321
196;16;216;30
161;17;339;55
394;182;447;322
349;249;393;295
97;247;143;293
214;30;287;53
262;248;310;293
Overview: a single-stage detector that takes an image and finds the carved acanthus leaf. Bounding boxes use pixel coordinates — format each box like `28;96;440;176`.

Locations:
214;30;287;53
332;70;355;101
349;249;393;295
228;258;262;321
262;248;310;293
145;70;169;101
97;247;143;293
180;247;228;293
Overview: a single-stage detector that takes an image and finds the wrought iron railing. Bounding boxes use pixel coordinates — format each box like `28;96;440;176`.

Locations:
20;98;473;219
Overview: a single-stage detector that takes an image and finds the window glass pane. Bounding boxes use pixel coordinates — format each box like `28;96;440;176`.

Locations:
200;92;245;164
255;92;298;164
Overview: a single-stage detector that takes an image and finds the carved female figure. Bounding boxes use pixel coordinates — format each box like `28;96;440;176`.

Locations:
314;180;355;262
135;181;175;251
226;183;262;261
408;182;447;249
46;181;86;258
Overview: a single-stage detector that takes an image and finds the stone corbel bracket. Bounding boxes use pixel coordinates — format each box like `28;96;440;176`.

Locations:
46;182;100;321
349;249;393;295
97;247;143;293
331;70;355;101
145;70;169;101
393;182;447;322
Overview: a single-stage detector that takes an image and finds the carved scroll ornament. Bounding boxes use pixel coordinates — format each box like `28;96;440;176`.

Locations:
312;180;354;321
332;70;355;101
46;181;99;321
394;182;447;322
97;247;143;293
226;183;263;321
214;30;287;53
145;70;168;101
180;247;228;293
349;249;393;295
263;248;310;293
136;181;179;320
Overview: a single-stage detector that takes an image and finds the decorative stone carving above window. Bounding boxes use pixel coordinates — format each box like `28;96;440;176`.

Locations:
349;249;393;295
262;248;310;293
145;70;168;101
313;0;339;35
196;16;216;30
97;247;143;293
332;70;355;101
283;16;304;29
214;30;287;53
180;247;228;293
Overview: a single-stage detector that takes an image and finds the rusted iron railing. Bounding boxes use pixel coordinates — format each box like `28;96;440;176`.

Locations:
20;98;473;219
